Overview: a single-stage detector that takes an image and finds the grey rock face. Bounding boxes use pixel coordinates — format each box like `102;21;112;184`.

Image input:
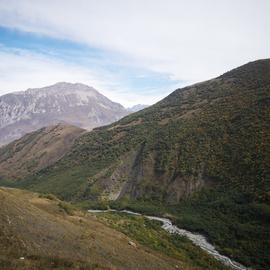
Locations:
0;82;129;145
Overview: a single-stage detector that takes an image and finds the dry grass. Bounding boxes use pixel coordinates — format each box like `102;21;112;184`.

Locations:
0;187;189;270
0;124;85;179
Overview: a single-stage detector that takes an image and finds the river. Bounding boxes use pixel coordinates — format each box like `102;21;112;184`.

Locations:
88;209;249;270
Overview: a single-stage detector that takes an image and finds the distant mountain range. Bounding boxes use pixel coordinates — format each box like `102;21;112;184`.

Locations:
128;104;149;112
0;82;129;145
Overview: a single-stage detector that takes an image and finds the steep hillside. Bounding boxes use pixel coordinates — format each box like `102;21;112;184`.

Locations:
0;82;128;145
11;59;269;203
0;123;85;179
0;187;228;270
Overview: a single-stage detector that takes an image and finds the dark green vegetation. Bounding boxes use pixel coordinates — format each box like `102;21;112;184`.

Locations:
7;59;269;202
0;59;269;269
101;189;270;270
172;189;270;269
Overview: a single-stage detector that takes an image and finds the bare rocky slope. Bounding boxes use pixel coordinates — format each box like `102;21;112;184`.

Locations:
0;82;128;146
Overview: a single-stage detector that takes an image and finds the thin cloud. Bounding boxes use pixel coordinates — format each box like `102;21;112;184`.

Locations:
0;46;174;106
0;0;269;104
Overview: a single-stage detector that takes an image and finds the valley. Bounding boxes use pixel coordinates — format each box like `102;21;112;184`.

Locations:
0;59;269;269
1;3;269;269
88;209;247;270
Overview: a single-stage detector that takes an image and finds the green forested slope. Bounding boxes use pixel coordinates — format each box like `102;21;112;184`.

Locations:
11;59;269;202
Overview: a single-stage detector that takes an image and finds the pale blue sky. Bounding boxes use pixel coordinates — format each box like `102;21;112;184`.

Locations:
0;0;269;106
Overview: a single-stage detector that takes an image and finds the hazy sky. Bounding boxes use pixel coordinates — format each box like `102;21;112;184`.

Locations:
0;0;269;106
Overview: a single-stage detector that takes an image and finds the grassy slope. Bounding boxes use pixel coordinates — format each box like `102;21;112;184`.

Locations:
0;187;228;270
0;123;85;179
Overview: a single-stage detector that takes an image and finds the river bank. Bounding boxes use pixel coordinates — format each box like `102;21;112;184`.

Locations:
88;209;248;270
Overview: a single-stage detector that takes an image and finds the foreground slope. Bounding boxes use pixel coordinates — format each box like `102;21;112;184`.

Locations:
0;187;173;270
0;82;128;145
0;187;227;270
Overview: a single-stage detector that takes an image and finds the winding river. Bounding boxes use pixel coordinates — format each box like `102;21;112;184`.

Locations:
88;209;248;270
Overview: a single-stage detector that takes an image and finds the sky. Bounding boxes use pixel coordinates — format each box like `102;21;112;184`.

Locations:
0;0;269;107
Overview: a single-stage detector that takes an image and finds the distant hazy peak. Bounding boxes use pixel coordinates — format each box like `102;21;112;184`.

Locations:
128;104;149;112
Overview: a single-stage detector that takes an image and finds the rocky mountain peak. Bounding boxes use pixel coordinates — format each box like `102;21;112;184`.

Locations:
0;82;129;145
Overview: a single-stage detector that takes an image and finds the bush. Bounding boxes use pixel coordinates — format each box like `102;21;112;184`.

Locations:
58;202;75;215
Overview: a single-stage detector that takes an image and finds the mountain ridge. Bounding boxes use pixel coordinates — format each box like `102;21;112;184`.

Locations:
1;59;269;201
0;82;129;145
0;123;85;179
